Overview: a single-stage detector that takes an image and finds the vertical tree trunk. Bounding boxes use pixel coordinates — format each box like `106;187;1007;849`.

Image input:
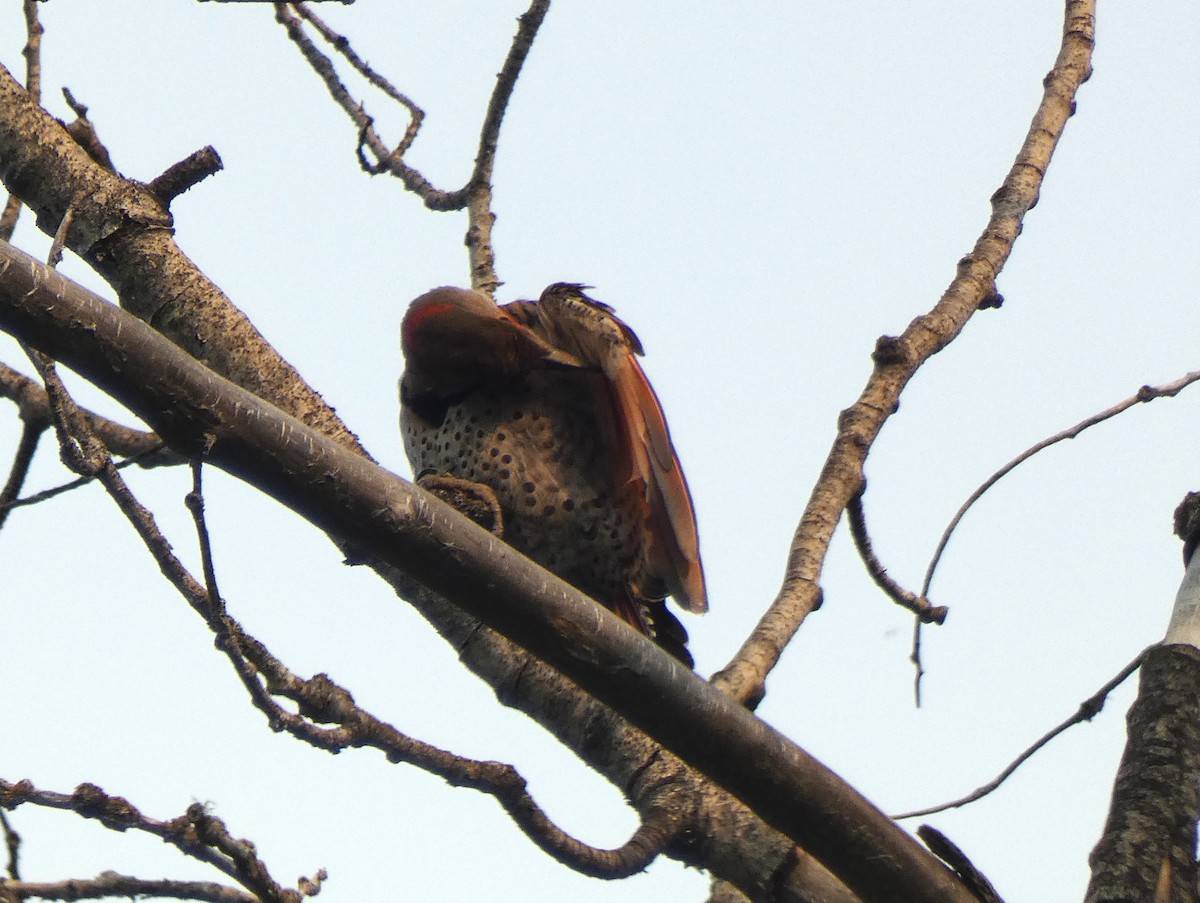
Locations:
1086;644;1200;903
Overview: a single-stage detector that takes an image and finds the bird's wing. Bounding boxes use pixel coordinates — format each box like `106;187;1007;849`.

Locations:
516;285;707;613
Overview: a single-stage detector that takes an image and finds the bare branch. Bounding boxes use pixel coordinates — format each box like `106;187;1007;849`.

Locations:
0;418;41;531
185;460;225;611
273;4;453;205
275;1;551;294
148;146;224;205
0;447;168;519
0;811;18;881
98;415;682;880
290;3;425;158
0;780;316;902
846;489;948;624
0;62;364;457
1;874;258;903
0;361;175;464
60;88;116;171
894;649;1146;820
921;370;1200;601
711;0;1097;707
463;0;550;295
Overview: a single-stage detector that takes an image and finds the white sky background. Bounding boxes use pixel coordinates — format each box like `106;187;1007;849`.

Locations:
1;2;1198;901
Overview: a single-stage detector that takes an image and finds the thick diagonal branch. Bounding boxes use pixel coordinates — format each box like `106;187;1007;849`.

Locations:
0;240;971;903
0;61;364;456
0;65;854;900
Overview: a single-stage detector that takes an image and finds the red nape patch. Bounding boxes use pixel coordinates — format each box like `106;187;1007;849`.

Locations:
401;300;457;348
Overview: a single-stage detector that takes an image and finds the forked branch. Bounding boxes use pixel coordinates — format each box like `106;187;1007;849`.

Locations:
275;0;551;294
712;0;1098;707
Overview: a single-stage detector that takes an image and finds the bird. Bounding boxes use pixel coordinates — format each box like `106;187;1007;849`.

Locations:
399;282;706;666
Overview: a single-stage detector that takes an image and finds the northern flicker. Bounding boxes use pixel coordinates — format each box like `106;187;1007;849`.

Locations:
399;282;706;666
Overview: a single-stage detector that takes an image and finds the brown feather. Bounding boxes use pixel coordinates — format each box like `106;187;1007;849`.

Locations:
523;284;707;613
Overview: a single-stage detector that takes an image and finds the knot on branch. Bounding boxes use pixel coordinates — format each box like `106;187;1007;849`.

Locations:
1173;492;1200;565
977;286;1004;310
71;783;138;831
0;780;33;809
297;672;359;725
871;334;910;368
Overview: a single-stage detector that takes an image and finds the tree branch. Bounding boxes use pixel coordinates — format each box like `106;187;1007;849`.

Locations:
0;60;858;897
0;61;364;457
0;779;319;902
922;370;1200;602
712;0;1097;707
0;361;176;464
895;649;1146;820
275;0;550;294
0;240;970;903
846;488;947;624
1;874;259;902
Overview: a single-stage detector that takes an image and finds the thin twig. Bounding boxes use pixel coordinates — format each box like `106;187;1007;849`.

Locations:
185;460;224;613
846;489;948;624
463;0;550;295
291;3;425;157
894;648;1147;820
45;204;75;269
273;3;452;206
0;419;42;532
61;87;115;170
24;348;108;477
0;450;160;514
910;615;926;708
921;370;1200;600
276;0;552;294
0;874;257;903
912;371;1200;700
0;810;18;881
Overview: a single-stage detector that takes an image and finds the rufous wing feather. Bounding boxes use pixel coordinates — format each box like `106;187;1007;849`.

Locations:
528;284;707;613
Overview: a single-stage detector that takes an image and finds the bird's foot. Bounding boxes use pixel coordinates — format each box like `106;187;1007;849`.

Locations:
416;472;505;537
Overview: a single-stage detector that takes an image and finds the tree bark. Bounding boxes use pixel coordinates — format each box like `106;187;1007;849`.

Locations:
1085;644;1200;903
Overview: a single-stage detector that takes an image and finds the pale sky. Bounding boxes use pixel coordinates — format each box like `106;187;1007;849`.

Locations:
2;3;1199;901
